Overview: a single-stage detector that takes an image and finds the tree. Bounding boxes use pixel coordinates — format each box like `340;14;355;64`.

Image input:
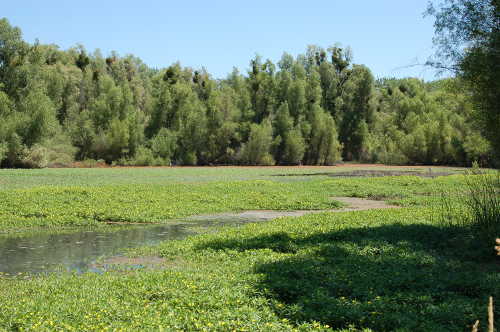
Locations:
17;85;58;147
282;127;306;165
427;0;500;164
0;18;28;99
239;120;275;165
0;17;495;167
339;65;374;160
305;106;342;165
150;128;176;163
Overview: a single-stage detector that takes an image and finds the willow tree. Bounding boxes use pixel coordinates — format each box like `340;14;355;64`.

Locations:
427;0;500;164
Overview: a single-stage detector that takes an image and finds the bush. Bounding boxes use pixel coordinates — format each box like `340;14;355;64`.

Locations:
116;146;167;166
5;133;27;167
0;142;7;164
19;134;77;168
130;146;156;166
43;134;77;167
22;145;49;168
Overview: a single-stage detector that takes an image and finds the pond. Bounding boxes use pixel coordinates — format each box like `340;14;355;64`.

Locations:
0;197;396;276
0;216;262;276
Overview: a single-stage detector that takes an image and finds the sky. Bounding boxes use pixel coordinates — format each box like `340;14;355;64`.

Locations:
3;1;444;80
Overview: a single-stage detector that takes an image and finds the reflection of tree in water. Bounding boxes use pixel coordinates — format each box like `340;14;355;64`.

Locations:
0;224;189;275
0;216;264;275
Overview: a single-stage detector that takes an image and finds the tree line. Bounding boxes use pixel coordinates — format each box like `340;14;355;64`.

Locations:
0;18;493;168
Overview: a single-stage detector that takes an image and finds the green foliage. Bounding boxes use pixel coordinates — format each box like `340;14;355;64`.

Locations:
306;106;342;165
0;18;495;167
0;173;348;230
117;146;164;166
0;166;469;230
150;128;176;163
272;102;306;165
4;133;26;167
465;173;500;244
22;145;49;168
364;78;484;165
427;0;500;163
239;120;275;165
339;65;373;160
282;127;306;165
0;142;6;162
439;172;500;254
0;168;497;331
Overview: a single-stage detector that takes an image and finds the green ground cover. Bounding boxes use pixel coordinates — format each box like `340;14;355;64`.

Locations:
0;166;464;231
0;167;497;331
0;166;464;189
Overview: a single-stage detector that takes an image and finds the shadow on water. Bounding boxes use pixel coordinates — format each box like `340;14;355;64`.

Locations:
196;224;499;331
0;217;260;275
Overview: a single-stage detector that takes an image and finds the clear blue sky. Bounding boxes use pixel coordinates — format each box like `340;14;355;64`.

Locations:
3;1;442;80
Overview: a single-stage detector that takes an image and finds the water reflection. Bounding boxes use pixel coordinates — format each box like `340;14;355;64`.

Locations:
0;218;256;275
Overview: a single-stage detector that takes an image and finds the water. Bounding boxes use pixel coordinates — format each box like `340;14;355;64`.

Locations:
0;217;260;275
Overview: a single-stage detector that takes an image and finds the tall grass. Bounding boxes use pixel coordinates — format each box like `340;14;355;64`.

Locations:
464;172;500;243
439;171;500;255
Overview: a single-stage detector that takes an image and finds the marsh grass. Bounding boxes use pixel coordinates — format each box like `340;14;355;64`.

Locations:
438;172;500;256
464;172;500;241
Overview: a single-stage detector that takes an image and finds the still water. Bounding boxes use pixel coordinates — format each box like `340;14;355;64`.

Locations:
0;217;261;275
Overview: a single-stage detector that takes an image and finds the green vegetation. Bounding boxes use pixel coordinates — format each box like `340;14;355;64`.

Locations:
427;0;500;163
0;18;494;168
1;203;498;330
0;166;465;232
0;180;342;230
0;167;498;331
1;2;498;329
439;171;500;254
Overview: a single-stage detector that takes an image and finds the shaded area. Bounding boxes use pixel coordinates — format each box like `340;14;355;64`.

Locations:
196;224;499;331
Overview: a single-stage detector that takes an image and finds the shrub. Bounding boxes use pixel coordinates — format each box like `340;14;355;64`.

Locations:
132;146;156;166
22;145;49;168
80;159;99;168
116;146;167;166
43;134;77;167
0;142;7;164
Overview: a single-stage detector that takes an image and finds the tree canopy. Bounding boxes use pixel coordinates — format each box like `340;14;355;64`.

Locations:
0;18;494;167
426;0;499;164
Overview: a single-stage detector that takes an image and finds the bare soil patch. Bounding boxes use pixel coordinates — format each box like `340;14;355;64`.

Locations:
331;197;400;211
187;197;400;222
